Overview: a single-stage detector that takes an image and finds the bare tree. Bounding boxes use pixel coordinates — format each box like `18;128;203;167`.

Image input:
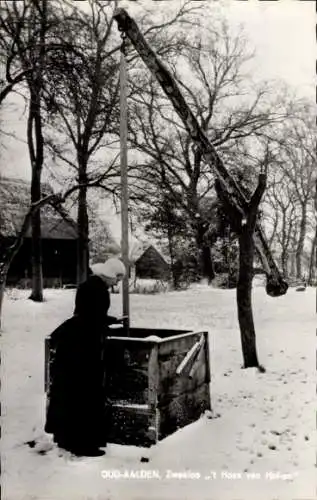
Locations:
264;169;298;278
42;0;203;284
126;21;285;283
0;1;33;106
87;200;118;264
0;176;113;329
42;0;122;283
264;104;316;281
281;113;315;279
0;0;66;300
308;183;317;285
216;168;267;369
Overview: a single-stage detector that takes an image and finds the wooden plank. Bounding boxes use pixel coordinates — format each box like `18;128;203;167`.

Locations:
110;402;149;414
107;404;154;447
176;335;204;375
136;328;191;338
158;362;206;407
110;328;191;339
44;337;50;393
107;339;152;369
106;365;148;404
158;331;204;358
189;341;206;379
159;352;191;380
106;339;151;403
147;344;159;443
160;350;206;389
158;383;211;440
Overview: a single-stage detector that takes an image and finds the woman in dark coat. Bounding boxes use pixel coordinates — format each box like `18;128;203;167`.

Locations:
45;258;126;457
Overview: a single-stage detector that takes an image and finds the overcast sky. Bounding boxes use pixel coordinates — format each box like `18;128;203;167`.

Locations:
1;0;314;184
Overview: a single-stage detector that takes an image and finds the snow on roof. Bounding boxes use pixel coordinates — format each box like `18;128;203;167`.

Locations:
0;177;78;240
133;244;170;265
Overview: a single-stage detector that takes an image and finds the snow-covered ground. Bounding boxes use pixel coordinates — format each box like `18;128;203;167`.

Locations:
1;284;316;500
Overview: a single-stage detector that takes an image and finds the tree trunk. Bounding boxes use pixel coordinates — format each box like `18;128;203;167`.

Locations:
196;224;215;283
77;180;89;284
201;245;214;284
26;0;47;301
216;174;266;369
28;90;44;302
308;227;317;285
30;205;43;300
296;204;307;280
0;259;10;331
281;248;289;279
237;225;259;368
167;223;178;289
287;228;297;278
280;210;289;279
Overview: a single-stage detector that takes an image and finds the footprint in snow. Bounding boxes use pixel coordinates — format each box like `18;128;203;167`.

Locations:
25;436;54;455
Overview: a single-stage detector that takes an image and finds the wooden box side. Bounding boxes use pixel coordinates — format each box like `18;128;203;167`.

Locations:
106;338;152;404
159;383;211;440
106;341;159;447
107;404;153;447
157;331;211;440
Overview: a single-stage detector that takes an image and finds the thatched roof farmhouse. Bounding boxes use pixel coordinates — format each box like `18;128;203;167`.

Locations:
0;177;78;287
134;245;170;280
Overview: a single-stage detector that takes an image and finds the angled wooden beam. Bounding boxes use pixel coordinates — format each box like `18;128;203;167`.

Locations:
114;8;288;297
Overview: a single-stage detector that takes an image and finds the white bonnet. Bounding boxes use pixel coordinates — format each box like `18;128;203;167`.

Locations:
91;258;126;280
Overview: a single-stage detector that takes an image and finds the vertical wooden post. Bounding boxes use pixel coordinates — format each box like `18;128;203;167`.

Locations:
120;36;130;332
44;337;50;393
203;331;211;384
147;344;159;444
203;331;212;412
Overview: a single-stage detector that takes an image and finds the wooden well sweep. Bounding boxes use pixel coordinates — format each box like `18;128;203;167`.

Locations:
45;327;211;447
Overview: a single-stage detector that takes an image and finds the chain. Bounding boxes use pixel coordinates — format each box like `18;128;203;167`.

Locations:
119;28;128;56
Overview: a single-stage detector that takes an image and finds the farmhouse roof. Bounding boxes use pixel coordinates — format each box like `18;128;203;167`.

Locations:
0;177;78;240
134;244;170;265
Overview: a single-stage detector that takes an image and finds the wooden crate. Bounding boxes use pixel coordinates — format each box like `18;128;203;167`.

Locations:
45;327;211;447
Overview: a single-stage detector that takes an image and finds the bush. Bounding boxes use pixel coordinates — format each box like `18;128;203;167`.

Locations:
212;273;237;289
131;279;170;295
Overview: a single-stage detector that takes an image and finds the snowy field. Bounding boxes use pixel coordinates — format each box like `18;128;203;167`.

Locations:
1;284;316;500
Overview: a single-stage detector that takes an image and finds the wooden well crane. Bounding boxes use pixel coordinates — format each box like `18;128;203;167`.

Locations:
115;8;288;298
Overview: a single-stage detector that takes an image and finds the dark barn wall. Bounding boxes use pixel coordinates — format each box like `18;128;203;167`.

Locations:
135;246;170;280
7;238;77;286
5;238;32;284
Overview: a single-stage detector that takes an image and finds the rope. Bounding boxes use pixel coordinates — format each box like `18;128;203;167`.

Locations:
119;26;130;333
119;27;128;56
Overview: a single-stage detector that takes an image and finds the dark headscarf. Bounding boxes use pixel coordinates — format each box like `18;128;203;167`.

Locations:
74;275;111;324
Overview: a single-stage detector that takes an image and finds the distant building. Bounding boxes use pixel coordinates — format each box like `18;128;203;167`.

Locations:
0;177;78;287
134;245;170;280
